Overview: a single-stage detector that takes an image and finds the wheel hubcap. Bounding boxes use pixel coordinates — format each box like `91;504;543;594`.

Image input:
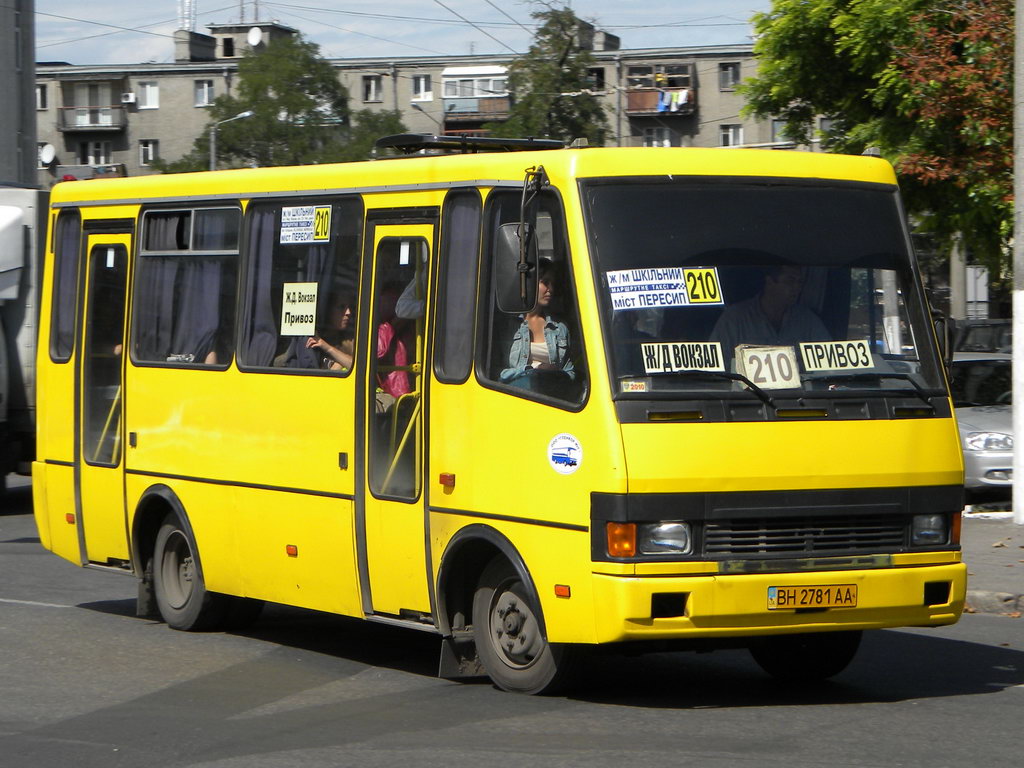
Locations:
488;582;545;669
161;531;194;610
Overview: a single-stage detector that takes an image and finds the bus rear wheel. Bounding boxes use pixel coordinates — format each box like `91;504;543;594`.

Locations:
152;514;227;631
749;630;862;682
472;557;577;694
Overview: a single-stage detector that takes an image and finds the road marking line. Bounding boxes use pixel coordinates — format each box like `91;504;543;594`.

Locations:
0;597;71;608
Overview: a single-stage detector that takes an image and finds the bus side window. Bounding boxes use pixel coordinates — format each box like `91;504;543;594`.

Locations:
434;189;481;383
132;207;240;367
238;197;363;373
479;190;586;405
49;209;81;363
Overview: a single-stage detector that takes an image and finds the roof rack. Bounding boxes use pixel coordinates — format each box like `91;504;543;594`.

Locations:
374;133;565;155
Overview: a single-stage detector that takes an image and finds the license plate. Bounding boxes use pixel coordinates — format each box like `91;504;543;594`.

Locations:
767;584;858;610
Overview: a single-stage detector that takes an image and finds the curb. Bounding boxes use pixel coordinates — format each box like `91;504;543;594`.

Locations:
965;589;1023;617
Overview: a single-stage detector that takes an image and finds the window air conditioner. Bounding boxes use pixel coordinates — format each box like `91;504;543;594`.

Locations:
121;92;137;104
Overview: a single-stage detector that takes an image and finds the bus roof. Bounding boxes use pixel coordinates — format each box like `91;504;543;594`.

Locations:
48;146;898;209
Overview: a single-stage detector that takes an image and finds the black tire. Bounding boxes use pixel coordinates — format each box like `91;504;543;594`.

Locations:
749;630;862;682
472;557;577;694
152;514;227;631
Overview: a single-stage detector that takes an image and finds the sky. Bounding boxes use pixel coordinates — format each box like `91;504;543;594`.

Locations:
34;1;773;66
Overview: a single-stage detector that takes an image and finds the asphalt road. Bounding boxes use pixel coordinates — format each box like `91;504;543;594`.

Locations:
2;477;1022;768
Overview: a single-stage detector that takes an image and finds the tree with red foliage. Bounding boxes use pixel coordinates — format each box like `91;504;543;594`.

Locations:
743;0;1012;272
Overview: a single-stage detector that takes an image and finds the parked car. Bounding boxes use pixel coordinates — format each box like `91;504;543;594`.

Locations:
949;352;1012;502
954;318;1011;353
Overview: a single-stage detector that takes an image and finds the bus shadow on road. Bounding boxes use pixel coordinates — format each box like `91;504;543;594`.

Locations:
569;626;1024;708
76;598;1024;706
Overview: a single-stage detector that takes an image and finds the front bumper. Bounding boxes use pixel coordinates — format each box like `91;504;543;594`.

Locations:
589;559;966;644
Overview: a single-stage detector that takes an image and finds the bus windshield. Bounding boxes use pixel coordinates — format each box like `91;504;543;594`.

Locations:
582;179;945;402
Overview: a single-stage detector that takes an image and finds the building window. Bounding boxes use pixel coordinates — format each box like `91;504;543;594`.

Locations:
36;84;47;110
771;119;791;145
719;62;741;90
442;76;507;98
139;140;159;166
412;74;432;101
223;37;235;57
79;140;112;165
719;124;743;147
137;81;159;109
643;127;670;148
586;67;605;91
627;65;691;89
194;79;215;107
363;75;383;102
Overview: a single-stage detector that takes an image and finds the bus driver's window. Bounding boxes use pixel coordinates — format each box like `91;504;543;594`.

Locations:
482;191;586;405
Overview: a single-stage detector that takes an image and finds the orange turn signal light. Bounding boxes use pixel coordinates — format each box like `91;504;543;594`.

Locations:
606;522;636;557
65;513;76;525
554;584;571;598
951;511;962;545
286;544;299;557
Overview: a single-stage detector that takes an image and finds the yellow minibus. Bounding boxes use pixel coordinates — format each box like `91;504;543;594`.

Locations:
33;135;966;693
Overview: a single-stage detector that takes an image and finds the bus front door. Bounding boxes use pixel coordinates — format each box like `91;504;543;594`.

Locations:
360;223;433;619
76;235;131;565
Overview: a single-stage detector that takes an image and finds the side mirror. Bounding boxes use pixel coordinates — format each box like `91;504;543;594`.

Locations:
494;222;538;314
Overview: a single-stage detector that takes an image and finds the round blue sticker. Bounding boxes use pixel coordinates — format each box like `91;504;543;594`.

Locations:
548;433;583;475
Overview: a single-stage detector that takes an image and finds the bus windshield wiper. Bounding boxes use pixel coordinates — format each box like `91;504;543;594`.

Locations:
808;372;935;407
667;370;776;409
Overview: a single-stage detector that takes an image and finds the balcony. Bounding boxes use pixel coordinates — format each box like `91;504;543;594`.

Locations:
625;88;695;117
57;105;128;132
443;96;511;122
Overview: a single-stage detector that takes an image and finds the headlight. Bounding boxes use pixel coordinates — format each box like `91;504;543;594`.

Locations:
638;522;692;555
912;514;948;546
964;431;1013;452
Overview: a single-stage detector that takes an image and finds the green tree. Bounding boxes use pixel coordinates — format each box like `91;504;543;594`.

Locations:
741;0;1012;272
158;34;403;172
495;3;608;145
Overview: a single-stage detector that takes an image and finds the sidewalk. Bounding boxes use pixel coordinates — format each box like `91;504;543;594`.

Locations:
961;509;1024;616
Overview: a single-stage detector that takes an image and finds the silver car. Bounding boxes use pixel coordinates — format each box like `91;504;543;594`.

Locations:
949;352;1012;502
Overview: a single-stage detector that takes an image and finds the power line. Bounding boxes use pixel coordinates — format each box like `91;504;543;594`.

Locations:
36;6;238;50
265;2;523;29
263;3;447;56
482;0;532;34
431;0;519;55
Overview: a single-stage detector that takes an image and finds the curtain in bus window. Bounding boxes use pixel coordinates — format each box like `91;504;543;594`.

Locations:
242;207;338;369
50;211;82;362
275;241;337;369
243;207;279;366
133;257;232;364
143;210;190;251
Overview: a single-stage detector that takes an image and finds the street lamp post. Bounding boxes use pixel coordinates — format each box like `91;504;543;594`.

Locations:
209;110;254;171
410;102;441;134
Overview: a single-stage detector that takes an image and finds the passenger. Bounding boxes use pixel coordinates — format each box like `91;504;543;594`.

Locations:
710;265;828;366
375;285;412;412
500;260;576;392
305;294;355;371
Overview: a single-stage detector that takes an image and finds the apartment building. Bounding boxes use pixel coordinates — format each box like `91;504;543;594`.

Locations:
34;21;787;186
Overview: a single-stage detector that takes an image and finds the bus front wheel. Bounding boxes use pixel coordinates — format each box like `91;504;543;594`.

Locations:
749;630;862;682
152;514;226;631
472;557;577;694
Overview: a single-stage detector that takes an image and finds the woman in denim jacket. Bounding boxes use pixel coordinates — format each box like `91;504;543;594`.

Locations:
500;263;576;391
